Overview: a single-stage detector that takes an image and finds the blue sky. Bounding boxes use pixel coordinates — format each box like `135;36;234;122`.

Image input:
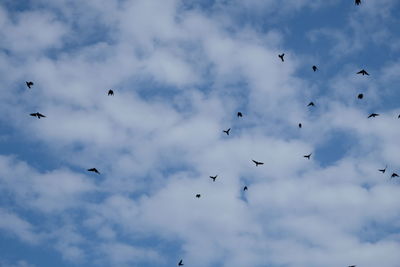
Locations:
1;0;400;266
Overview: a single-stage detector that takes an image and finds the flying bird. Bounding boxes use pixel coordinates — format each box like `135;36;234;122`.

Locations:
398;114;400;119
108;89;114;96
210;175;217;182
391;173;399;179
355;0;361;5
30;112;46;119
87;168;100;174
357;69;369;76
298;123;302;128
348;265;356;267
26;81;34;89
378;166;387;173
237;112;243;117
312;65;318;72
278;53;285;62
195;194;201;198
252;160;264;166
178;259;184;266
357;93;364;99
223;128;231;135
368;113;379;118
304;153;312;160
307;102;315;107
243;186;248;191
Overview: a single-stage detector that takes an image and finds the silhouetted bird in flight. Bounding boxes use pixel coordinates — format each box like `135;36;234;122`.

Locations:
379;166;387;173
178;259;184;266
312;65;318;72
307;102;315;107
368;113;379;118
357;93;363;99
243;186;248;191
237;112;243;117
391;173;399;179
87;168;100;174
348;265;356;267
210;175;217;182
398;114;400;119
108;89;114;96
223;128;231;135
30;112;46;119
278;53;285;62
355;0;361;5
304;153;312;160
195;194;201;198
26;81;34;89
357;69;369;76
252;160;264;166
298;123;302;128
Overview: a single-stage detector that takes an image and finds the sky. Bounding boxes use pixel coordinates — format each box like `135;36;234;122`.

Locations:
1;0;400;266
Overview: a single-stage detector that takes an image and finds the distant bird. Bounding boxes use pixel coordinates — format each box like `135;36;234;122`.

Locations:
348;265;356;267
312;65;318;72
378;166;387;173
210;175;218;182
304;153;312;160
30;112;46;119
368;113;379;118
357;93;364;99
108;89;114;96
26;81;34;89
178;259;184;266
355;0;361;5
357;69;369;76
278;53;285;62
307;102;315;107
223;128;231;135
252;160;264;166
391;173;399;179
243;186;248;191
87;168;100;174
298;123;302;128
237;112;243;117
398;114;400;119
195;194;201;198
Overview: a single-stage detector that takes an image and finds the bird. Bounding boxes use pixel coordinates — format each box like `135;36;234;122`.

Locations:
368;113;379;118
237;112;243;117
307;102;315;107
357;93;363;99
357;69;369;76
378;166;387;173
398;114;400;119
298;123;302;128
210;175;217;182
243;186;248;191
108;89;114;96
278;53;285;62
252;160;264;166
355;0;361;5
312;65;318;72
30;112;46;119
26;81;34;89
391;173;399;179
195;194;201;198
223;128;231;135
87;168;100;174
304;153;312;160
178;259;184;266
348;265;356;267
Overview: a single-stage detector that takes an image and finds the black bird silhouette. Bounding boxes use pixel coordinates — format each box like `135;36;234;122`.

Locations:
357;93;363;99
108;89;114;96
210;175;217;182
243;186;248;191
368;113;379;118
398;114;400;119
237;112;243;117
26;81;34;89
355;0;361;5
307;102;315;107
278;53;285;62
391;173;399;179
304;153;312;160
195;194;201;198
223;128;231;135
378;166;387;173
178;259;184;266
298;123;302;128
312;65;318;72
252;160;264;166
87;168;100;174
30;112;46;119
357;69;369;76
348;265;356;267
